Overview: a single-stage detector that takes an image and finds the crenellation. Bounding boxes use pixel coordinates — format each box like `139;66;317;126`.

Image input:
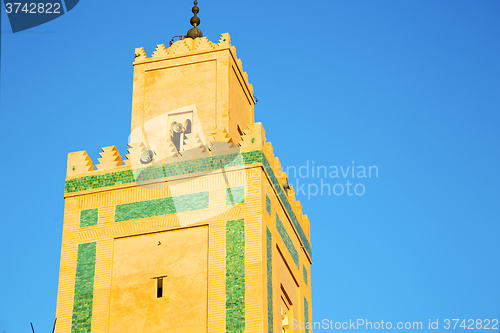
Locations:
239;122;266;150
303;215;311;239
287;186;297;217
134;47;147;61
67;151;94;177
236;58;243;70
295;200;304;226
169;38;191;55
211;127;232;143
230;46;237;59
227;44;253;96
210;127;238;151
273;157;285;185
124;142;146;166
290;189;305;230
288;186;296;202
194;37;217;51
160;34;230;57
156;137;179;160
97;146;123;171
248;83;254;97
182;133;209;158
264;142;275;170
152;44;169;58
286;185;299;225
296;200;303;216
218;33;231;47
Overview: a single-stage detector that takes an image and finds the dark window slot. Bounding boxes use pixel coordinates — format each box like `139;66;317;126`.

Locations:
157;277;163;298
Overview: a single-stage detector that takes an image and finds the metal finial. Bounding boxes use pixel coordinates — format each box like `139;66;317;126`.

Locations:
187;0;203;39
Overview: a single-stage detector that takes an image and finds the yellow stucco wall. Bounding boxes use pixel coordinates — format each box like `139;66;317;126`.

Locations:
109;226;208;332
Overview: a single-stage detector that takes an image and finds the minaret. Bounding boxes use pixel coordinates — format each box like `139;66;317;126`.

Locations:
55;2;312;332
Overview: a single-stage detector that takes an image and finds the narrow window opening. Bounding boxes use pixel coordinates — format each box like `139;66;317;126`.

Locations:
280;285;293;333
157;277;163;298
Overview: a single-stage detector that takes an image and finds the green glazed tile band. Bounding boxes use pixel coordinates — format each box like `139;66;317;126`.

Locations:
65;150;263;194
114;191;209;222
267;227;274;333
80;208;98;228
262;154;312;258
226;218;245;332
303;264;308;285
266;194;271;215
226;186;245;205
71;242;96;333
276;213;299;269
304;296;310;333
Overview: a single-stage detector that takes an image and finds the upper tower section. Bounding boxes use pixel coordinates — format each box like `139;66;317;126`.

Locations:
131;32;256;148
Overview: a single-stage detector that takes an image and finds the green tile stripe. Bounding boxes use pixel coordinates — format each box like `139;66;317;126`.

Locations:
267;227;274;333
226;218;245;332
276;213;299;268
65;148;312;257
226;186;245;205
266;194;271;215
133;164;165;183
65;150;263;194
304;296;310;333
80;208;98;228
71;242;96;333
262;154;312;258
303;265;308;285
115;191;208;222
66;169;135;193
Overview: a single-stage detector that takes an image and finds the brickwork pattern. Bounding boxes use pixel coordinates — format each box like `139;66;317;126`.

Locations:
226;218;245;332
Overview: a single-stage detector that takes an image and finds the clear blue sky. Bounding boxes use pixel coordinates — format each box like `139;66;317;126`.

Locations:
1;0;499;332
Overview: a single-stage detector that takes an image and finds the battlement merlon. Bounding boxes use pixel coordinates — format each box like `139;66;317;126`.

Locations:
131;33;255;145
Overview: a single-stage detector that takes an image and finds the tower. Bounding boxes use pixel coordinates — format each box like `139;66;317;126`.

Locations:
56;5;312;332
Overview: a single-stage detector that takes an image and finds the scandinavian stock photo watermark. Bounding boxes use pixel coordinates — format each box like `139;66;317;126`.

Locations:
284;161;379;199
